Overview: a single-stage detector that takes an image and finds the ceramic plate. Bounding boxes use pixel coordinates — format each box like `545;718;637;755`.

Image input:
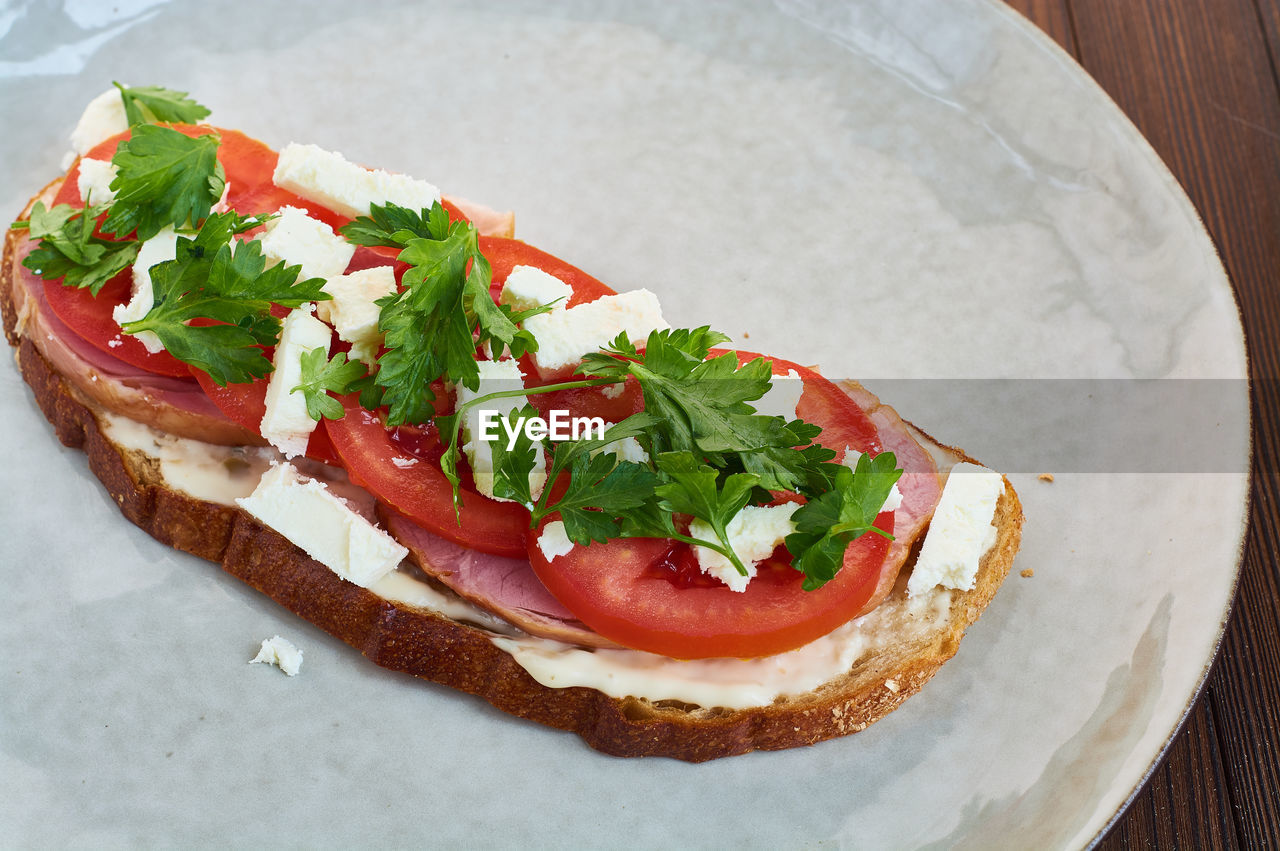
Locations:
0;1;1249;847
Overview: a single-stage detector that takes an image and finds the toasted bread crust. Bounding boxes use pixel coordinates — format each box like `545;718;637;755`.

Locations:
2;190;1023;762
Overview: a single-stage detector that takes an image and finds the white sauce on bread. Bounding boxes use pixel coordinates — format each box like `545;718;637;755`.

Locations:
97;412;986;711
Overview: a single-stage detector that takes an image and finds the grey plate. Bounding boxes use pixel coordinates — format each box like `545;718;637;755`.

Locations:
0;1;1249;847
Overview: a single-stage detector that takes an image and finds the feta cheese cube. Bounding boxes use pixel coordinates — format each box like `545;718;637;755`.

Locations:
250;635;303;676
273;142;441;220
259;206;354;282
260;307;331;458
455;359;547;502
537;520;575;563
592;425;650;465
842;449;904;512
499;265;573;313
689;503;799;592
907;462;1005;596
112;225;180;353
69;87;128;157
754;369;803;421
77;157;118;204
523;289;669;377
236;463;408;588
316;266;397;365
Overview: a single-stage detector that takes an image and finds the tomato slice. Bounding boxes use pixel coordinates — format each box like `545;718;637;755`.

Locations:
479;236;616;307
191;364;341;466
43;269;194;377
525;351;888;658
324;395;530;557
730;351;882;460
528;511;892;659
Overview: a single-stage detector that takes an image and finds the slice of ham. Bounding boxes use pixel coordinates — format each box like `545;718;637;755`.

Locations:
382;506;622;649
9;234;262;446
446;195;515;239
836;380;945;616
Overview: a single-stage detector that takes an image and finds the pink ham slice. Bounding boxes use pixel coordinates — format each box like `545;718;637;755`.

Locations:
446;196;515;239
836;380;945;616
382;507;622;649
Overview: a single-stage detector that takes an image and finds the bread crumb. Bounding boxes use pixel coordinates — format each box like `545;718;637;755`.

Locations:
884;679;900;694
742;331;750;339
1038;473;1054;482
1020;568;1034;578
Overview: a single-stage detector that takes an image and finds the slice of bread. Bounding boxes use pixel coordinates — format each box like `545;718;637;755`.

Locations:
2;185;1023;762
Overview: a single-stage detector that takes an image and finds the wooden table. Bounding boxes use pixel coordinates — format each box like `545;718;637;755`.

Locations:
1003;1;1280;845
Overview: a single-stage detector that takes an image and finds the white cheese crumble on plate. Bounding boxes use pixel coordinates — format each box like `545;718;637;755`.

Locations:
250;635;303;676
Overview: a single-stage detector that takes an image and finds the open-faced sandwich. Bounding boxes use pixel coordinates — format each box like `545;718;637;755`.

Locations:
2;84;1023;761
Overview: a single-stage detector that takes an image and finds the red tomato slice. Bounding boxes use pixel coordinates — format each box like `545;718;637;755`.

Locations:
191;364;342;466
479;236;616;307
728;350;882;460
43;270;193;377
525;349;889;658
525;377;644;425
324;395;530;557
528;511;892;659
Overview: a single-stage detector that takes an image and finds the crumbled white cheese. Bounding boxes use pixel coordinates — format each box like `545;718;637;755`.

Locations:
260;307;330;458
754;369;803;421
272;142;440;220
592;426;649;465
112;226;180;353
316;266;397;365
499;265;573;313
842;449;904;513
76;157;118;204
523;289;669;377
259;206;354;282
250;635;303;676
454;359;547;502
236;463;408;588
537;520;575;562
69;87;128;157
907;462;1005;596
690;503;800;592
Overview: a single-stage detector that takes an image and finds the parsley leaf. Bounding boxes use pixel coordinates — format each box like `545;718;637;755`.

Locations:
121;212;328;385
103;124;225;241
528;413;662;521
293;349;368;421
554;455;659;544
579;328;827;491
19;201;139;295
339;200;450;248
372;209;548;426
648;451;758;575
374;223;479;425
114;82;212;126
488;404;543;504
785;452;901;590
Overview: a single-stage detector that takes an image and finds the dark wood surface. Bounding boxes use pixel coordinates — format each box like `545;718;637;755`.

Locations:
1002;0;1280;846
